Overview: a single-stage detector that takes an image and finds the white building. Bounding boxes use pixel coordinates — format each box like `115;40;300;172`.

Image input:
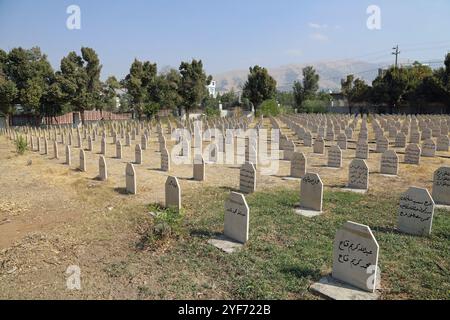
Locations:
207;80;217;98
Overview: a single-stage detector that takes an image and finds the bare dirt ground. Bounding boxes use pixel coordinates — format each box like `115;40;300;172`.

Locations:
0;118;449;299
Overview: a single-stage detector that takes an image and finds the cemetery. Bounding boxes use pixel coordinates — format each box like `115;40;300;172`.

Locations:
0;1;449;303
0;113;449;300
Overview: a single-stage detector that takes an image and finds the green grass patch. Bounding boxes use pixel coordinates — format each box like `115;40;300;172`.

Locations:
137;187;449;299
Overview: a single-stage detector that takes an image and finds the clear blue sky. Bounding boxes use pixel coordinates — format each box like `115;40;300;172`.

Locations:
1;0;449;79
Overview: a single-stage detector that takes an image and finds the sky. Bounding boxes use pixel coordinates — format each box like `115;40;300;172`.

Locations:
0;0;449;80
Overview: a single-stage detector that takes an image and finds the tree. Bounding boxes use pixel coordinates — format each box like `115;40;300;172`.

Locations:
242;65;276;109
5;47;54;120
124;59;146;119
341;75;371;114
293;66;320;111
57;47;102;123
155;68;182;112
0;75;18;127
101;76;120;112
219;88;240;109
179;59;212;114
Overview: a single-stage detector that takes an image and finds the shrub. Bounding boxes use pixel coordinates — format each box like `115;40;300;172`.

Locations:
302;99;328;114
15;135;28;155
258;99;280;117
137;204;184;250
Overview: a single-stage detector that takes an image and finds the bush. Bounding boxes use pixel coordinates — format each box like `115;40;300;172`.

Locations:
138;204;184;250
15;135;28;155
302;99;328;113
205;106;221;118
258;99;280;117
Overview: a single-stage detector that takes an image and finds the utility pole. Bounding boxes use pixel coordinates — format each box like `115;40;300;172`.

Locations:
392;45;400;69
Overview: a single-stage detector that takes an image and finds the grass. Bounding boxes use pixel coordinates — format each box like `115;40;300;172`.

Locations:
130;187;450;300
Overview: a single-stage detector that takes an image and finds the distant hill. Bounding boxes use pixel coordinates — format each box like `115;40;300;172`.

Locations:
213;60;387;93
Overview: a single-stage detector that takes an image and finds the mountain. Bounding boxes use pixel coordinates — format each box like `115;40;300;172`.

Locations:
213;60;387;93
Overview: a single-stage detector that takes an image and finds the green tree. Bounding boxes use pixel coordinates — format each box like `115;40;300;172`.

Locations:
293;66;320;111
156;68;182;113
179;59;212;114
0;75;18;127
242;65;277;109
101;76;120;112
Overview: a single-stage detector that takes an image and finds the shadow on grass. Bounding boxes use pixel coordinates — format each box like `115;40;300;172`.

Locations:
281;266;322;281
219;186;241;193
114;187;129;195
190;229;222;239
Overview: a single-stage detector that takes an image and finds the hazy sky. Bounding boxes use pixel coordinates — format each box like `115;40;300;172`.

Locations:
1;0;449;79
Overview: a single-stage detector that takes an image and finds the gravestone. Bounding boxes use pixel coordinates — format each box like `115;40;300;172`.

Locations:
224;192;249;244
125;163;137;194
355;141;369;160
101;137;106;155
376;136;389;153
116;140;122;159
331;221;380;293
398;187;434;236
298;173;323;215
394;133;406;148
99;155;107;181
380;150;399;176
239;162;256;194
421;139;436;157
165;176;181;212
161;147;170;171
87;136;93;151
347;159;369;191
53;141;59;159
135;144;142;164
404;144;421;165
65;145;71;166
328;145;342;168
141;134;148;150
313;137;325;154
436;135;449;152
193;155;205;181
337;134;347;150
432;167;450;206
79;149;86;172
290;152;307;178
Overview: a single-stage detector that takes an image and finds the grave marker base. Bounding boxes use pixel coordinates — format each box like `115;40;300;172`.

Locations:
342;188;367;194
208;235;244;254
294;205;322;217
310;276;379;300
435;204;450;211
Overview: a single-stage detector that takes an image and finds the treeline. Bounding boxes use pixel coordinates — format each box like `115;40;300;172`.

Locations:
341;54;450;114
1;46;449;124
0;46;233;123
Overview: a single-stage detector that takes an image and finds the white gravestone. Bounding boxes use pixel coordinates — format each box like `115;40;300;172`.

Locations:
165;176;181;212
79;149;86;172
298;173;323;215
224;192;250;244
404;144;421;165
432;167;450;206
347;159;369;191
355;141;369;160
99;155;107;181
239;162;256;194
332;221;380;293
161;147;170;172
135;144;142;164
193;155;205;181
380;150;398;176
290;152;307;178
65;145;71;166
328;145;342;168
421;139;436;157
125;163;137;195
398;187;435;236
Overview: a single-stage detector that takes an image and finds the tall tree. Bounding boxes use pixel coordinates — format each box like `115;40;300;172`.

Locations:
242;65;276;109
293;66;320;111
179;59;211;114
0;74;18;127
57;47;102;123
5;47;54;119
